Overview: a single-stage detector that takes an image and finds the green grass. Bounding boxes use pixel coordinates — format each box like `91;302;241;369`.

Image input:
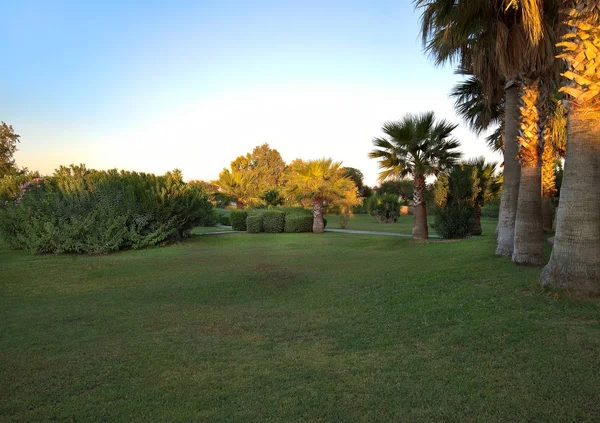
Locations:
1;227;599;422
192;225;236;234
326;213;498;235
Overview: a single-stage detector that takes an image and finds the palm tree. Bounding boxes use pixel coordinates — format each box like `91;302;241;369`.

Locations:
283;159;359;234
369;112;461;239
541;1;600;295
466;158;497;236
213;168;260;209
416;0;558;260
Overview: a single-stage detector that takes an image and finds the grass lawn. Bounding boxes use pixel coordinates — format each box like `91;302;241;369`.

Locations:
1;226;599;422
325;213;498;235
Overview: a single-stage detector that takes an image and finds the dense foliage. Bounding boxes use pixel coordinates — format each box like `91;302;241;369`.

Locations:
230;211;248;231
262;210;285;233
366;193;400;223
246;214;263;233
0;166;213;254
0;122;20;177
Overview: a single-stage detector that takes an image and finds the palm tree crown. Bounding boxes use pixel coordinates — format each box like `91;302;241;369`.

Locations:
369;112;461;182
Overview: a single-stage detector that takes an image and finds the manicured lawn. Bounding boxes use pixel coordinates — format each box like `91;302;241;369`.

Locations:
192;225;236;234
1;229;599;422
326;213;498;235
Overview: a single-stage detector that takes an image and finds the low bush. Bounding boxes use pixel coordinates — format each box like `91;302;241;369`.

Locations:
219;215;231;226
481;200;500;218
230;211;248;231
246;214;263;233
0;166;214;254
284;215;313;233
262;210;285;233
432;204;474;239
366;193;400;223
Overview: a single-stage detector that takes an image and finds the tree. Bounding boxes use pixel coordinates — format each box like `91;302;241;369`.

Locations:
1;122;21;177
214;144;286;208
377;179;414;202
369;112;461;239
283;159;359;234
541;1;600;295
416;0;558;260
341;167;364;192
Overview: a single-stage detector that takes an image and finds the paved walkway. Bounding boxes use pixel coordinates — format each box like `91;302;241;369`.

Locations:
325;228;441;238
200;226;441;238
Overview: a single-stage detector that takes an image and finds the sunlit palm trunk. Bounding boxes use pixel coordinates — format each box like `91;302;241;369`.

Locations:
541;1;600;295
496;82;522;256
412;174;428;239
541;107;600;294
312;198;325;234
541;140;557;233
513;78;544;265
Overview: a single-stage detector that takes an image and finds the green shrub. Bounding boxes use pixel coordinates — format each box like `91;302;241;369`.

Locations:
366;193;400;223
230;211;248;231
262;210;285;233
323;217;327;228
219;215;231;225
284;215;313;233
0;167;213;254
481;200;500;218
246;214;263;233
432;205;474;239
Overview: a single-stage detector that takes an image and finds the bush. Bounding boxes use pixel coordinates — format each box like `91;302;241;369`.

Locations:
366;193;400;223
0;167;213;254
262;210;285;233
219;215;231;225
246;214;263;233
481;200;500;218
432;205;474;239
323;217;327;228
284;215;313;233
230;210;248;231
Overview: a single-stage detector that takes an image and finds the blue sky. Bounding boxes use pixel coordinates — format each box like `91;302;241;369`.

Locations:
2;0;500;185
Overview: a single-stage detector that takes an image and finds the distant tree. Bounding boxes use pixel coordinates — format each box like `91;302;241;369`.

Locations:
283;159;359;233
378;179;414;202
1;122;21;177
341;167;364;192
260;188;285;207
215;144;286;208
369;112;461;239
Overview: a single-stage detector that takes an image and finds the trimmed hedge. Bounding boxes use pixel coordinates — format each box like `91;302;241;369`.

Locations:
219;215;231;226
284;215;313;233
230;211;248;231
262;210;285;233
246;214;263;233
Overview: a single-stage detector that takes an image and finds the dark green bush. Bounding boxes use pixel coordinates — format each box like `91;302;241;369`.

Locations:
0;167;213;254
262;210;285;233
432;205;474;239
481;200;500;218
284;215;313;233
246;214;263;233
323;217;327;228
219;215;231;226
230;210;248;231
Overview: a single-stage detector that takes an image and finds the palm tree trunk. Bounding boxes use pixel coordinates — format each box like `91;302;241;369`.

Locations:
541;140;557;233
471;205;482;236
312;198;325;234
412;174;428;239
512;78;544;266
541;106;600;294
496;82;522;256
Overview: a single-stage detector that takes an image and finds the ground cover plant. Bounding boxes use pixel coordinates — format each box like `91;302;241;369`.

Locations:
1;226;599;422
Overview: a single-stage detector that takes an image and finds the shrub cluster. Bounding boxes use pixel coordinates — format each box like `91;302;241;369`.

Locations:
366;193;400;223
0;167;214;254
246;214;263;233
230;211;248;231
432;205;474;239
481;200;500;218
262;210;285;233
284;215;313;233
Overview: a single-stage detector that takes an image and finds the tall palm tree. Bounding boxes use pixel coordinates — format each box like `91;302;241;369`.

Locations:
283;159;359;234
369;112;461;239
541;1;600;295
416;0;557;260
466;158;497;236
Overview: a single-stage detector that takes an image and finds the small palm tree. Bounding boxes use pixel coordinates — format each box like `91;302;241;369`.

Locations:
283;159;359;234
369;112;461;239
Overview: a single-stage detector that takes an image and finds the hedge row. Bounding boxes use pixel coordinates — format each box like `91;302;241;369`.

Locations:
227;208;326;233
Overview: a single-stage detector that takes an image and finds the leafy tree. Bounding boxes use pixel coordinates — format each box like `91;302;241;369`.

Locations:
366;193;400;223
0;122;21;177
341;167;364;192
283;159;359;233
214;144;286;208
369;112;461;239
260;188;285;207
377;179;414;202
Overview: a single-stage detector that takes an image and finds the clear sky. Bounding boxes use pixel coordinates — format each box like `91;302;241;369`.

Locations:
2;0;500;186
